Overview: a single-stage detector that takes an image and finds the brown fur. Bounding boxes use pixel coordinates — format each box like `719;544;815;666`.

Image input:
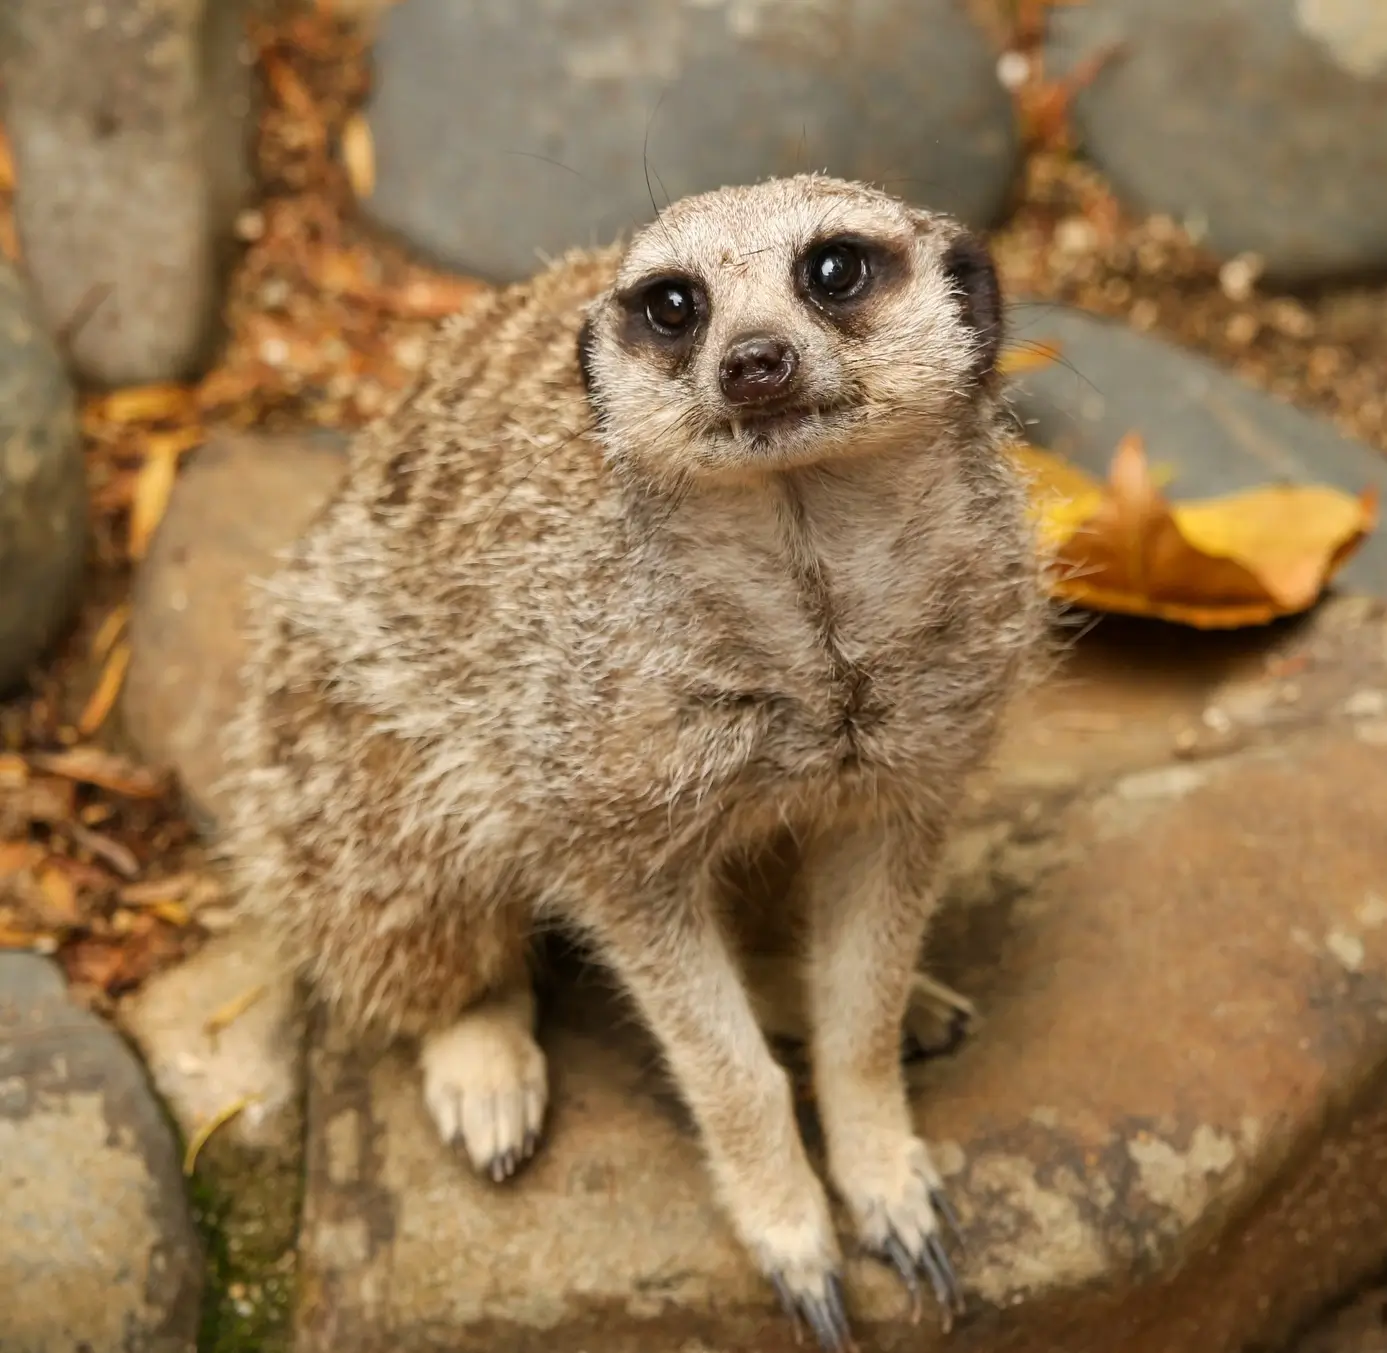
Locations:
217;174;1049;1346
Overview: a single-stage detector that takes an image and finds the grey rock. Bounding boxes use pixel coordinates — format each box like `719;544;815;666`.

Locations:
363;0;1019;283
0;0;258;385
123;430;350;825
0;953;203;1353
1046;0;1387;284
1004;304;1387;598
0;261;86;696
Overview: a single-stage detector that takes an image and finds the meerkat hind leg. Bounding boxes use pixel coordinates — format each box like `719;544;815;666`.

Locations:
745;954;977;1060
419;982;548;1183
903;973;977;1061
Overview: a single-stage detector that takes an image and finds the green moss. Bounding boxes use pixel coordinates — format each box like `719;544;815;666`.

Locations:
191;1133;304;1353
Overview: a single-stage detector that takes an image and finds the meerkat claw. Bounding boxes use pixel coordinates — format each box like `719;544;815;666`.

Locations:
929;1186;967;1252
771;1270;854;1352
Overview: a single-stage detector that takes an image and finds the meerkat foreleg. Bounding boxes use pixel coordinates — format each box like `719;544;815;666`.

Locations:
802;818;967;1326
585;869;854;1351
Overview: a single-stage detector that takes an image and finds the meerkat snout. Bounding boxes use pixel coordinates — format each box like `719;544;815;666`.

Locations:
719;333;800;405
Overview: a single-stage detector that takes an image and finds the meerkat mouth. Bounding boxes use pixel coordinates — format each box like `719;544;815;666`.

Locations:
722;401;855;444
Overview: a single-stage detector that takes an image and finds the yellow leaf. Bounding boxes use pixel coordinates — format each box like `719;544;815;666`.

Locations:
341;112;375;199
184;1096;258;1175
128;448;180;561
1014;434;1378;629
86;383;195;426
90;602;131;663
36;864;80;927
1171;485;1372;612
77;641;131;736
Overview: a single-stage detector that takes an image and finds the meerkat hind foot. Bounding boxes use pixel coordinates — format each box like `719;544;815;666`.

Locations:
902;972;977;1062
419;991;548;1183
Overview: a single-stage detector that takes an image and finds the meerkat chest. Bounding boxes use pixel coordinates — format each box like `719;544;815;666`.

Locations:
652;482;978;779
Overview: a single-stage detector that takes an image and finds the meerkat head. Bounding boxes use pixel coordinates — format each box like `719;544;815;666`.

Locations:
577;173;1005;487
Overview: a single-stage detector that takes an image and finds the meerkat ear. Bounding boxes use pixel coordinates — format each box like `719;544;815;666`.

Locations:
940;232;1004;382
576;313;598;395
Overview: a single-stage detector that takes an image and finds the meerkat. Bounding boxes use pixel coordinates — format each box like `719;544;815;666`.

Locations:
218;173;1047;1350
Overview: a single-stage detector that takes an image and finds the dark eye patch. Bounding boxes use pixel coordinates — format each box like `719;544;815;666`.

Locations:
795;233;908;335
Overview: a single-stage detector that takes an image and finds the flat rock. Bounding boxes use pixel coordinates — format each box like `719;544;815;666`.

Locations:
1003;304;1387;598
295;711;1387;1352
123;429;349;826
0;259;86;696
0;0;258;384
0;953;204;1353
120;403;1387;1350
1045;0;1387;284
362;0;1019;283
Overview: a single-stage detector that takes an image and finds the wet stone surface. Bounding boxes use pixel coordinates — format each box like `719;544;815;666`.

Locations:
363;0;1020;282
0;953;204;1353
1046;0;1387;284
0;259;86;697
0;0;258;384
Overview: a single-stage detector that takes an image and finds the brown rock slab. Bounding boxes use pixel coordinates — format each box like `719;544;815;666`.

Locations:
123;429;348;826
1293;1286;1387;1353
296;716;1387;1352
119;423;1387;1350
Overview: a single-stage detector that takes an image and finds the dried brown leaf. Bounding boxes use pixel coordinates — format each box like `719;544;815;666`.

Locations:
128;451;180;561
341;111;375;198
85;383;196;427
68;822;141;878
90;603;131;663
28;748;166;799
78;641;131;736
35;864;81;927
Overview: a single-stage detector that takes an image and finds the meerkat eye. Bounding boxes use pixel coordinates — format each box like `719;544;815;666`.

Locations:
806;240;869;301
643;280;697;336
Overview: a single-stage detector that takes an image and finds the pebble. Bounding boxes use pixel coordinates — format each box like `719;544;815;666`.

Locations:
1046;0;1387;283
0;0;258;384
0;261;86;695
1005;304;1387;599
362;0;1020;282
0;953;203;1353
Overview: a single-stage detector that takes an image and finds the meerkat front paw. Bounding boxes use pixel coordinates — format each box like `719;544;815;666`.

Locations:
902;972;977;1061
744;1196;852;1351
419;1001;548;1182
833;1131;966;1329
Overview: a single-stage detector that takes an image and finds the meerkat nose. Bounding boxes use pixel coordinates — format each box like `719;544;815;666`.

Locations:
719;333;799;406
